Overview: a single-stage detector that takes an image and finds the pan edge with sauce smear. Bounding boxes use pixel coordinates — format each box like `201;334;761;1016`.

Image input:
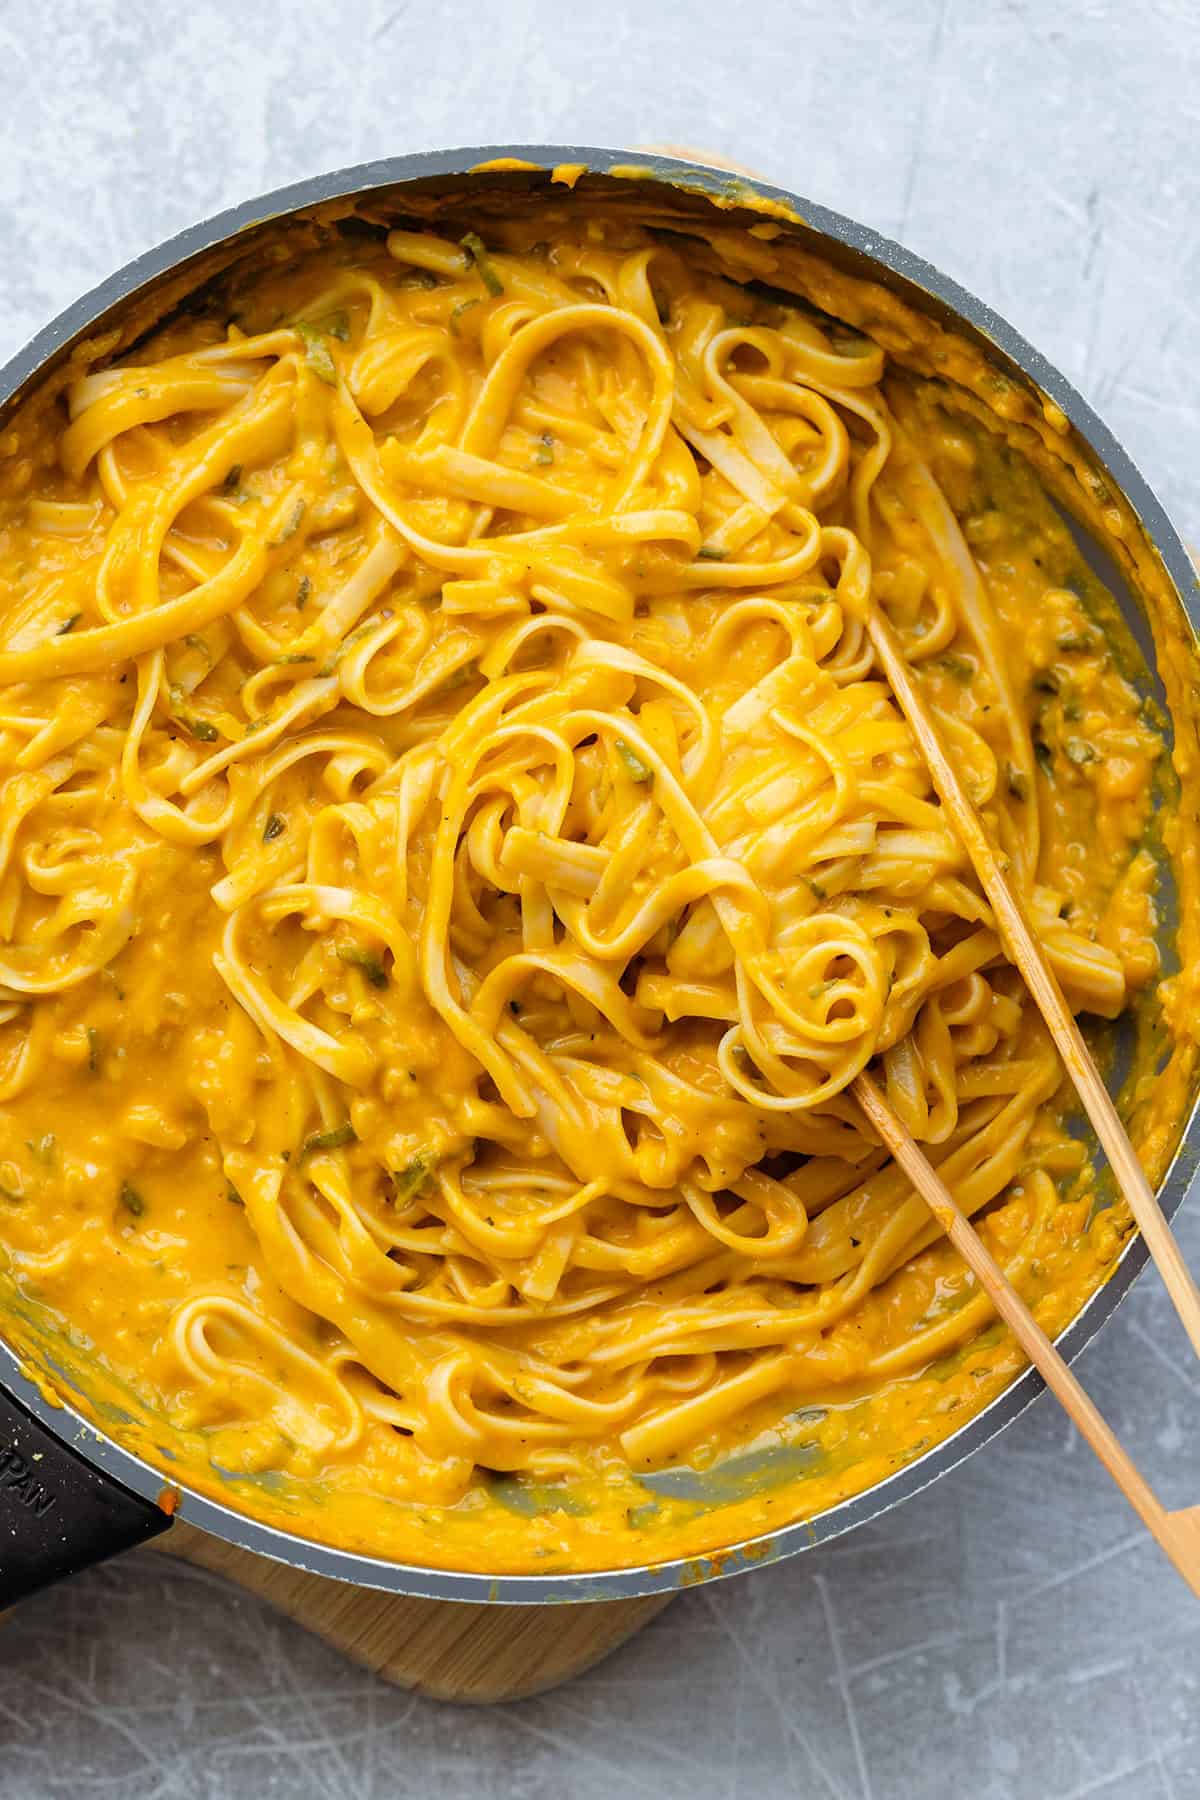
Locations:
0;148;1196;1604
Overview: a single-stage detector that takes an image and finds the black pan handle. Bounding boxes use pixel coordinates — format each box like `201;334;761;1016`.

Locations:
0;1380;173;1606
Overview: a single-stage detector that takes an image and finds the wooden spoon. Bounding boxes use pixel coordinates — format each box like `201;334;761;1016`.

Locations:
854;1071;1200;1597
862;597;1200;1361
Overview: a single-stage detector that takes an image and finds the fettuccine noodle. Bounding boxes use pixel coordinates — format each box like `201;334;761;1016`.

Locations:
0;214;1166;1555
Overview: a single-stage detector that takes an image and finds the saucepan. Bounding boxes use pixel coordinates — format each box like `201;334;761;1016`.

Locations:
1;144;1197;1609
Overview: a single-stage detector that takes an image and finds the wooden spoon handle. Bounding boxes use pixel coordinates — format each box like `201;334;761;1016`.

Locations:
854;1072;1200;1597
863;600;1200;1362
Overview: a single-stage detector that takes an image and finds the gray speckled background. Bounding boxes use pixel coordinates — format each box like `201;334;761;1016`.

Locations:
1;2;1199;1794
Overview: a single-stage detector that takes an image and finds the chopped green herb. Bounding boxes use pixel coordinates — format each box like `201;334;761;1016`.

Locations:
222;463;243;494
696;544;728;561
341;618;379;655
1033;734;1054;770
119;1180;145;1218
336;943;389;988
86;1025;101;1074
430;659;479;700
301;1122;357;1158
27;1133;56;1165
460;232;503;295
168;685;219;743
56;612;82;635
937;654;974;682
1065;737;1099;765
184;715;218;743
226;1180;244;1206
393;1152;435;1203
263;812;287;843
449;298;480;336
1005;762;1029;802
272;651;316;666
615;738;653;783
316;617;380;678
318;309;351;342
296;574;312;611
807;878;826;900
296;322;338;385
1032;668;1060;694
808;979;835;999
1056;630;1095;653
270;497;306;546
535;431;555;466
184;633;212;662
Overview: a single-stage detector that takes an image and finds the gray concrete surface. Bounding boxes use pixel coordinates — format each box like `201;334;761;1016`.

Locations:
1;1;1198;1794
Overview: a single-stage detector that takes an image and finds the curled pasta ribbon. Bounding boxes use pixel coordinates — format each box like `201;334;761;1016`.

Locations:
121;650;245;845
0;766;140;993
214;883;412;1085
0;218;1151;1502
168;1294;363;1455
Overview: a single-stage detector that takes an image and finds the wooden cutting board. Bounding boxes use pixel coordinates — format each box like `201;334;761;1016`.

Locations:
156;1523;674;1704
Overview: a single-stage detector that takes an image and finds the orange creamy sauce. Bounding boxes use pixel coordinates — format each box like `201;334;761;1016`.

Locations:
0;220;1185;1574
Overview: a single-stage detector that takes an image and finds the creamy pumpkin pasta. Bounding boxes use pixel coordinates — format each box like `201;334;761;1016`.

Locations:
0;210;1173;1568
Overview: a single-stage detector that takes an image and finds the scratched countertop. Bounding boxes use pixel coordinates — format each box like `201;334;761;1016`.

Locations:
1;2;1199;1794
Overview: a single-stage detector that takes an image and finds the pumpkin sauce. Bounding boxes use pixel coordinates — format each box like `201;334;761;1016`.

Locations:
0;188;1196;1578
